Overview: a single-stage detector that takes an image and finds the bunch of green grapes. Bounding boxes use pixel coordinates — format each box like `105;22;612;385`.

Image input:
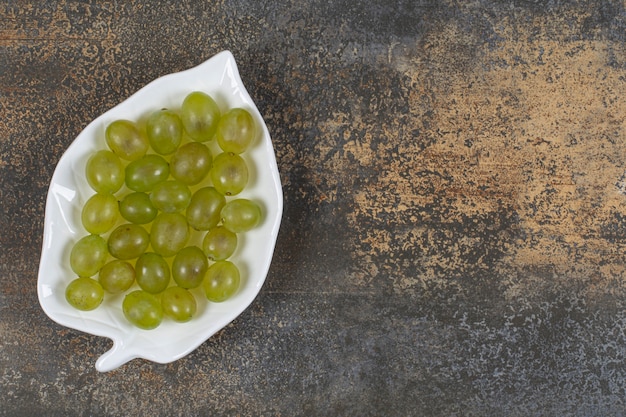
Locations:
65;91;263;330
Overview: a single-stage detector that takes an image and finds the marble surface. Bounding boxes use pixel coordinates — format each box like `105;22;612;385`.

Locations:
1;1;625;415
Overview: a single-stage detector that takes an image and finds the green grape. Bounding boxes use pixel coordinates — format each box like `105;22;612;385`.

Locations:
105;119;149;161
170;142;212;185
221;199;262;233
180;91;221;142
135;252;170;294
150;180;191;213
150;212;190;257
122;290;163;330
81;193;119;234
202;226;237;261
172;246;208;289
85;150;125;194
203;260;240;302
125;154;170;192
161;286;197;322
98;260;135;294
146;108;183;155
70;234;108;277
216;108;256;154
186;187;225;231
65;277;104;311
119;192;157;224
210;152;248;196
107;224;150;260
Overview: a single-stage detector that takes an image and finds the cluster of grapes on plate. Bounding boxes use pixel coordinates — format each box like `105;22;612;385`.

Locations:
64;91;262;330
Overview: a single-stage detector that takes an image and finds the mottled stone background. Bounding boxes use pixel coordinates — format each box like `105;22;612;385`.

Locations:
1;1;626;416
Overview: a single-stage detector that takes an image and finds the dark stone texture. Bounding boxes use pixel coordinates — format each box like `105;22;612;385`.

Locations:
2;1;626;416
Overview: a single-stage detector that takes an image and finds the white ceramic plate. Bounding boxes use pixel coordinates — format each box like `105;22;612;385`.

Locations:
37;51;283;372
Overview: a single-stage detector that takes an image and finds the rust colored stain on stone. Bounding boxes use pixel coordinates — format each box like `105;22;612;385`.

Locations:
345;40;626;304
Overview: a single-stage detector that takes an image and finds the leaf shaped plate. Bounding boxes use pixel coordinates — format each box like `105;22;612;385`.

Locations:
37;50;283;372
